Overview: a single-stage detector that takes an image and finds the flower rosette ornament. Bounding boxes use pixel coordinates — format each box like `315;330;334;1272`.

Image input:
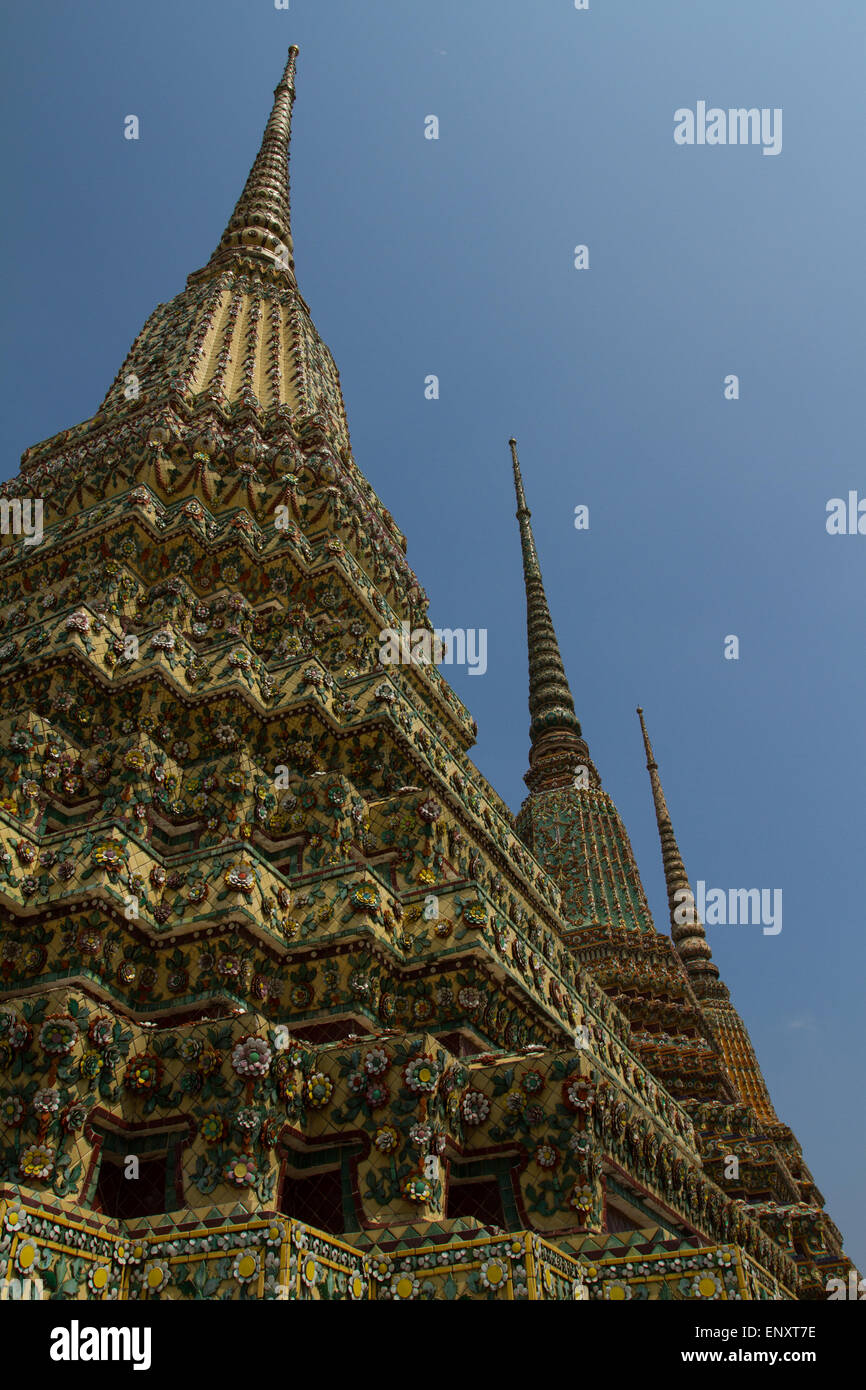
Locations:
1;1093;25;1127
115;1238;147;1267
19;1143;55;1181
463;901;487;928
350;883;380;914
123;1053;164;1097
303;1072;333;1109
87;1265;113;1297
403;1055;439;1096
260;1115;283;1147
223;1155;258;1188
408;1122;432;1149
7;1020;30;1051
177;1037;202;1064
61;1103;88;1133
91;842;124;875
224;864;255;895
402;1175;432;1204
299;1255;322;1289
503;1088;525;1118
363;1047;389;1077
373;1125;400;1155
390;1272;420;1300
38;1014;78;1057
196;1048;221;1078
32;1086;61;1116
364;1079;389;1110
78;1050;104;1081
562;1078;595;1113
460;1090;490;1126
231;1036;272;1079
87;1015;114;1048
417;796;442;825
3;1201;28;1236
200;1113;226;1144
602;1279;632;1302
691;1273;723;1300
569;1184;595;1216
457;987;483;1014
534;1143;560;1171
234;1106;261;1135
480;1258;509;1292
232;1251;260;1285
277;1074;297;1105
412;997;434;1025
142;1261;171;1295
568;1131;592;1163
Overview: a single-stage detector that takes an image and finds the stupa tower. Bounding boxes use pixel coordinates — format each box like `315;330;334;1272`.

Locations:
636;706;777;1121
636;707;851;1290
0;49;854;1301
510;440;738;1108
509;441;855;1295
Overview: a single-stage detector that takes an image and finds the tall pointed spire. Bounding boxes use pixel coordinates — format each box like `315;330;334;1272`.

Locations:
201;44;300;281
636;706;723;999
509;438;598;792
91;45;357;452
637;707;780;1123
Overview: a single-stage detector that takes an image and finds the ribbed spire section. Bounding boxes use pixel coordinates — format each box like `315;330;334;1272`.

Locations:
637;707;723;997
509;439;598;793
637;707;782;1124
203;45;300;280
91;46;355;452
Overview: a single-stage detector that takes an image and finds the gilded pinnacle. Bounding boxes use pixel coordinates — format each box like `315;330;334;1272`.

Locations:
637;706;722;995
205;44;301;279
510;438;597;792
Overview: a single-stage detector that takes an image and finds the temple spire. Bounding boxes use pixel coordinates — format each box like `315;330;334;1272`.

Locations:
509;438;598;792
201;45;300;281
637;707;785;1124
636;707;724;998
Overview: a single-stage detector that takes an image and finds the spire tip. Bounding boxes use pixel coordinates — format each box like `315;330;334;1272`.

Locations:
205;48;300;278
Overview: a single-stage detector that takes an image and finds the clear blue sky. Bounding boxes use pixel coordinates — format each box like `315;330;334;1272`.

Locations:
1;1;863;1270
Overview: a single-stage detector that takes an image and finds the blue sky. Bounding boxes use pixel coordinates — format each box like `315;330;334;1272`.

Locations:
2;1;863;1269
